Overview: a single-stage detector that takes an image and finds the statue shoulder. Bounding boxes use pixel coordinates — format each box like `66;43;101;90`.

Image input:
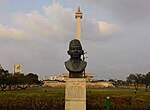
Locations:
80;60;87;67
65;60;70;64
65;60;71;67
81;60;87;65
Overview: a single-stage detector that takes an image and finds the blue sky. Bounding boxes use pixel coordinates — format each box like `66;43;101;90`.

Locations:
0;0;150;80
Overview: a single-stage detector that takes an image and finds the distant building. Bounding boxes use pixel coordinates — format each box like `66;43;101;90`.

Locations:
14;64;22;75
43;72;95;86
43;80;114;88
50;75;59;80
43;73;94;84
43;79;66;87
85;73;95;82
61;73;95;82
87;81;114;88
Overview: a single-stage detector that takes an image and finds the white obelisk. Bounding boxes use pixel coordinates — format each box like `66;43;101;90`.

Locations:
75;6;82;41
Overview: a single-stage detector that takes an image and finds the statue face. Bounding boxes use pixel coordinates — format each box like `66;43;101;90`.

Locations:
68;39;83;59
69;45;82;58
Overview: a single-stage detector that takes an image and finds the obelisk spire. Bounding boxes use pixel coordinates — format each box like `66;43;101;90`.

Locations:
75;6;83;41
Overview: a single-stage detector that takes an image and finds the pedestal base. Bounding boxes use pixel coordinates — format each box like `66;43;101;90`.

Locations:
65;78;86;110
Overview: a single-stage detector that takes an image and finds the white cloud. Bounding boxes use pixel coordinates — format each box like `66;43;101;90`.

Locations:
15;11;53;37
43;2;74;36
14;2;74;41
13;2;118;41
98;21;118;36
0;24;24;39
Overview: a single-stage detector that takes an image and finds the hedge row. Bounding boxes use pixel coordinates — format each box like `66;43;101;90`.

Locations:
86;94;150;110
0;91;150;110
0;94;65;110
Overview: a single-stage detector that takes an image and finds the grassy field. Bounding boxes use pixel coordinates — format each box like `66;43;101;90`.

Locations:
0;88;65;110
0;88;150;110
87;88;150;110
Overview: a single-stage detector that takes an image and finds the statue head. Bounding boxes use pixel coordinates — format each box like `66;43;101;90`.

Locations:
67;39;84;59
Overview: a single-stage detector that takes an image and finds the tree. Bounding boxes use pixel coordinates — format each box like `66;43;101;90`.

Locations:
143;72;150;91
0;66;9;91
6;73;40;90
116;80;127;86
6;74;15;90
15;74;28;90
26;73;39;85
126;73;144;90
0;65;40;91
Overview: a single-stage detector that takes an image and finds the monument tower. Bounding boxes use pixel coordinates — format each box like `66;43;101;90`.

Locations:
75;7;82;41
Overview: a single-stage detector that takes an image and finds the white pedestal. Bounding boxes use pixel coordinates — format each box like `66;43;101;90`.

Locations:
65;78;86;110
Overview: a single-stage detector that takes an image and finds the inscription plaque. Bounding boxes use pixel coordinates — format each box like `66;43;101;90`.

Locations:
65;78;86;110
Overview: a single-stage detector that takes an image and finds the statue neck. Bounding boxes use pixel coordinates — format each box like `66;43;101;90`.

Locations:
70;57;82;61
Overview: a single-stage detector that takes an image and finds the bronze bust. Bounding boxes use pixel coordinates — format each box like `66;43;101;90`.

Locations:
65;39;87;78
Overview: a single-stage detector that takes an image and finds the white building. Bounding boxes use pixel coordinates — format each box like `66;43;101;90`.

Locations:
14;64;22;74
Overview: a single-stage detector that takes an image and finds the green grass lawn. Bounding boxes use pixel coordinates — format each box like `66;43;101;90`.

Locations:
87;88;150;110
0;88;150;110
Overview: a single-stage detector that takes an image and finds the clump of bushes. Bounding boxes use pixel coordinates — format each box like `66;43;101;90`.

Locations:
0;93;65;110
86;94;150;110
0;90;150;110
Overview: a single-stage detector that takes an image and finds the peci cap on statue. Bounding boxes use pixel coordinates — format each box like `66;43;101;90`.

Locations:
69;39;82;50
